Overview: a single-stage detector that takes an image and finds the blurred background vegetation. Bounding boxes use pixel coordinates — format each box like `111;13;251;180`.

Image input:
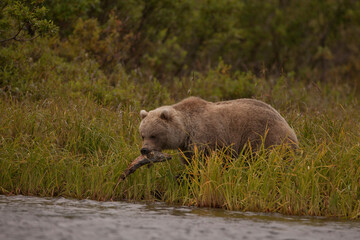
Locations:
1;0;360;104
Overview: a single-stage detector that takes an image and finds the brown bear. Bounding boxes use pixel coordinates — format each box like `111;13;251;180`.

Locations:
139;97;298;161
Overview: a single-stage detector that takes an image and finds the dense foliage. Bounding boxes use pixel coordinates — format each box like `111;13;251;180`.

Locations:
0;0;58;42
2;0;360;84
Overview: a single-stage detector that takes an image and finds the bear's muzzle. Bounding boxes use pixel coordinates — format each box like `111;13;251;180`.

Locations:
140;148;151;155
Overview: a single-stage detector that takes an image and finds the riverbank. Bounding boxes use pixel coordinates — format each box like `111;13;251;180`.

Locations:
1;41;359;218
0;46;360;219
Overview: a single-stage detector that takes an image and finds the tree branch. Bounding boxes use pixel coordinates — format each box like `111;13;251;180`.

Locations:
15;34;40;42
0;28;22;43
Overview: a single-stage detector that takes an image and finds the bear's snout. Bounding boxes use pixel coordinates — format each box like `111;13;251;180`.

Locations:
141;148;151;155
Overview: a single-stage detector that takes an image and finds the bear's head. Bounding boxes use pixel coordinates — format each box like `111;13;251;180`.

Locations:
139;106;186;155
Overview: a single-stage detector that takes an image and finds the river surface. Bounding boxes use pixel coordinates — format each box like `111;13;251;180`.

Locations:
0;195;359;240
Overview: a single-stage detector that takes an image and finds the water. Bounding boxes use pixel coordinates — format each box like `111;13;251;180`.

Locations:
0;195;359;240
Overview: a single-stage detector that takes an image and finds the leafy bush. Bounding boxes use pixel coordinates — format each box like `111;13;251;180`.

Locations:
19;0;358;85
0;0;58;42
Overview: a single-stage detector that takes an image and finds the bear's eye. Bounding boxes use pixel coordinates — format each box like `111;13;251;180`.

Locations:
141;136;144;140
150;135;156;139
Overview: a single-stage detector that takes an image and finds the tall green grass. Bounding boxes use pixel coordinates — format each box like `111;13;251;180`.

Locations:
1;90;359;218
1;39;359;219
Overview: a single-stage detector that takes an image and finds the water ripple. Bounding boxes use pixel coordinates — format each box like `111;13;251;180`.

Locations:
0;195;359;240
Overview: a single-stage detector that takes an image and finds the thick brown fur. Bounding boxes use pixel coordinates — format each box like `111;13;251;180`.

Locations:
139;97;298;161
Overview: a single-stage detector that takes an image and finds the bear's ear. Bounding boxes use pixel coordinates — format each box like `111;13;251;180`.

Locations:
140;110;148;119
160;109;171;121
